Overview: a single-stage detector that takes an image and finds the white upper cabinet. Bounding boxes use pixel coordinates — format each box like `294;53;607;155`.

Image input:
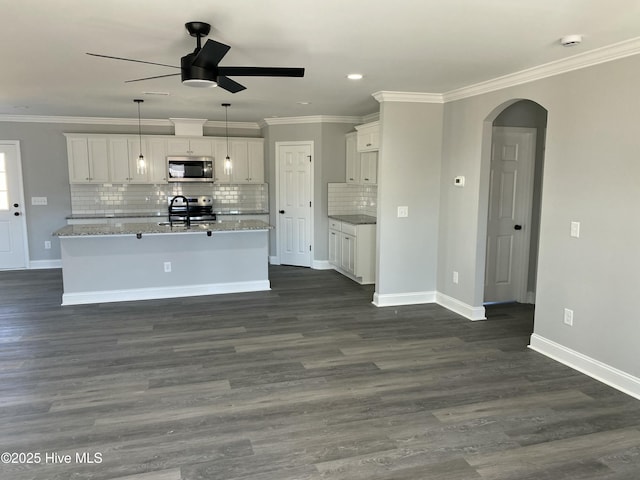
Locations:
66;135;109;184
345;132;360;184
360;151;378;184
65;134;262;185
355;121;380;152
166;138;213;156
146;137;168;184
215;138;264;184
345;132;377;185
109;137;149;184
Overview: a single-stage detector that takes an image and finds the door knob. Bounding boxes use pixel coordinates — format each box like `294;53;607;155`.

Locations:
13;203;19;208
279;210;285;214
514;224;522;230
14;212;20;216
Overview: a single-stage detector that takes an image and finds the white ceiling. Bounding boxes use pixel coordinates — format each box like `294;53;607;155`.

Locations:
2;0;640;123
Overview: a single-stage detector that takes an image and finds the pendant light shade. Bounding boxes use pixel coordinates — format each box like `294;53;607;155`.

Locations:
134;99;146;175
222;103;232;176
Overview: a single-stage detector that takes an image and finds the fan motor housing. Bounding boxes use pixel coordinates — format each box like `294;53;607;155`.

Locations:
181;53;217;87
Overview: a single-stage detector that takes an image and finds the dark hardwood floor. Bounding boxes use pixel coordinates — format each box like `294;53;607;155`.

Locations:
0;266;638;479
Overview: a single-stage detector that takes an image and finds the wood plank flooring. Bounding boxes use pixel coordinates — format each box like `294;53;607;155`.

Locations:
0;266;638;479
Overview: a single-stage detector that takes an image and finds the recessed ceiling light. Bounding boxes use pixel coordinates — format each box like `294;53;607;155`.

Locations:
347;73;363;80
560;34;583;47
144;91;171;96
296;101;311;105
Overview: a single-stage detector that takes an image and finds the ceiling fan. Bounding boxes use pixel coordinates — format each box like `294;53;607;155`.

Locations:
87;21;305;93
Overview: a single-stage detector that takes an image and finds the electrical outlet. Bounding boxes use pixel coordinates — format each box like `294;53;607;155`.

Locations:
453;271;459;284
164;262;172;273
397;206;409;218
44;241;51;250
564;308;574;326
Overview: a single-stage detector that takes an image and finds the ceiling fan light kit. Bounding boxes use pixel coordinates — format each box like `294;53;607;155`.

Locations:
87;21;305;94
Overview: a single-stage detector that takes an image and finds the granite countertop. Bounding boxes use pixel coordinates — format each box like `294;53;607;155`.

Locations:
66;211;269;220
328;214;377;225
54;220;272;237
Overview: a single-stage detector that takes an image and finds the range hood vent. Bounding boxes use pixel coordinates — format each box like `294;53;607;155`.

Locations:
169;118;207;136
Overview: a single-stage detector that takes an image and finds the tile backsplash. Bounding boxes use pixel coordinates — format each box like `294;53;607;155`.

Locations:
328;183;377;217
70;183;269;215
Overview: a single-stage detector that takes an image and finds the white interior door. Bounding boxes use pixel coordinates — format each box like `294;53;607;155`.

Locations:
0;142;28;269
485;127;536;303
277;142;312;267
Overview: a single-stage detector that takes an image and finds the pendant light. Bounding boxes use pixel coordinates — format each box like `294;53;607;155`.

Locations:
222;103;232;176
134;99;146;175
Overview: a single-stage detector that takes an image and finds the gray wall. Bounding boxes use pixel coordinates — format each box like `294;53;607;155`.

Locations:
375;101;443;297
262;122;356;261
438;55;640;377
0;121;259;263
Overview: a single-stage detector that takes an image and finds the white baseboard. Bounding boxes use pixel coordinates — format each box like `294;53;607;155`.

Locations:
269;256;280;265
312;260;333;270
62;280;271;306
529;334;640;401
436;292;487;321
29;259;62;269
372;290;436;307
525;291;536;304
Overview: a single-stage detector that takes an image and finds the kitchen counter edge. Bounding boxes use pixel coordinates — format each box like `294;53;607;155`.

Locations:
54;220;272;237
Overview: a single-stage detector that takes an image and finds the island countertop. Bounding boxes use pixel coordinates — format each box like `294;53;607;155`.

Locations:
54;219;272;237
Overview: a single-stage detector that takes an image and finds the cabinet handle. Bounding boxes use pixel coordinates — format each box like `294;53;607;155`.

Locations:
366;143;372;147
364;178;369;181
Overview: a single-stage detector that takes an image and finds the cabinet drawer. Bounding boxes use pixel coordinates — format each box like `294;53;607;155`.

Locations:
329;219;342;231
341;222;357;236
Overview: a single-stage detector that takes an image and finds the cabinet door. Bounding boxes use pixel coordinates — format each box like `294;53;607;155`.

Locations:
345;133;360;184
109;137;131;183
356;122;380;152
360;151;378;184
340;234;356;274
147;137;168;183
166;138;191;155
213;139;232;183
87;138;110;183
328;229;340;266
247;140;264;183
67;137;91;183
230;140;250;183
189;139;213;156
127;138;149;183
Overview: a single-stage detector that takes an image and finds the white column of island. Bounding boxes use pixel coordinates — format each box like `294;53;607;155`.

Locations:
53;220;271;306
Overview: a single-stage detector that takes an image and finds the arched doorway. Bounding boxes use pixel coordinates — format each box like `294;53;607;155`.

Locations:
482;100;548;305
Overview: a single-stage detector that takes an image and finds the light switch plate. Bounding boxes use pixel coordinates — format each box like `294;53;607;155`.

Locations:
397;206;409;218
454;176;465;187
31;196;48;206
570;221;580;238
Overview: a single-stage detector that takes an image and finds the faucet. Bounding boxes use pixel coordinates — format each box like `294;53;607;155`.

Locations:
169;195;190;228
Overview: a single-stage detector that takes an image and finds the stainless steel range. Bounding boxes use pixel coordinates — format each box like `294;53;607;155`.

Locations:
167;195;217;225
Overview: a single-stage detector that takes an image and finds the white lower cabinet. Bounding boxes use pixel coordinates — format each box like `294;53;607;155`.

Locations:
328;218;376;284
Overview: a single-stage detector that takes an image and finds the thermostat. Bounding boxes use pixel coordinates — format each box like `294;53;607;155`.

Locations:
454;176;465;187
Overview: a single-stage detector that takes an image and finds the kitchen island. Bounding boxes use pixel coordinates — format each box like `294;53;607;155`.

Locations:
53;220;271;306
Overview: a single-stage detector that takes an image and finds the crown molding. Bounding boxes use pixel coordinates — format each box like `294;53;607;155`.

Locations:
0;114;260;130
361;112;380;123
372;91;444;103
261;115;364;126
443;36;640;102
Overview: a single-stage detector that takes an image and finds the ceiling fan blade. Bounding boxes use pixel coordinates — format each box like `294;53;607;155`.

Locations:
125;73;182;83
217;66;305;77
217;76;246;93
191;39;231;70
87;53;180;69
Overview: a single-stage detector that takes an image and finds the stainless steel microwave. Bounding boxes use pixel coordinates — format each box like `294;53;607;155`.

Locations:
167;156;214;182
